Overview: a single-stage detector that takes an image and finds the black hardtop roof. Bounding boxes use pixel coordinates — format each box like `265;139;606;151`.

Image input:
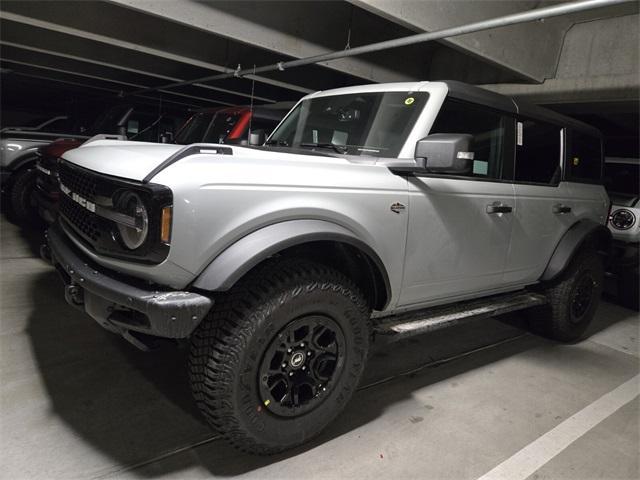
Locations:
443;80;602;138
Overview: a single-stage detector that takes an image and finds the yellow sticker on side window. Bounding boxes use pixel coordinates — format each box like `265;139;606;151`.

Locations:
573;157;580;166
404;97;415;105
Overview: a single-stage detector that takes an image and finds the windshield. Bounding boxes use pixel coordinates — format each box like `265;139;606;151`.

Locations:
175;110;245;145
267;91;429;157
604;162;639;196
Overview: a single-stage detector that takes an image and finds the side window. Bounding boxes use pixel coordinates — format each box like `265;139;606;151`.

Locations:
567;130;602;183
429;99;512;180
515;119;562;185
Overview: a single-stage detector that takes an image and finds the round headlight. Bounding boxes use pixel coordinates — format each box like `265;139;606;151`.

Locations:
116;191;149;249
610;209;635;230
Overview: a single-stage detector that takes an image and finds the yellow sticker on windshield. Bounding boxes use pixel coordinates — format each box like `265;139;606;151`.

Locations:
573;157;580;166
404;97;415;105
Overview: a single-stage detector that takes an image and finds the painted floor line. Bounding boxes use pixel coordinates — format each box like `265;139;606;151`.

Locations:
476;374;640;480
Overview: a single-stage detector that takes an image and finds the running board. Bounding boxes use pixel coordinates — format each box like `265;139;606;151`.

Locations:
373;291;547;341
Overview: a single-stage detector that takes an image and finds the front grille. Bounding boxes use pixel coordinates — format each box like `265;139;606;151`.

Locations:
59;162;98;201
59;196;101;242
56;160;172;264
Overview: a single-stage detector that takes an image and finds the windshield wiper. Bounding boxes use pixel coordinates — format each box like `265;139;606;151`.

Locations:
299;142;347;154
265;139;289;147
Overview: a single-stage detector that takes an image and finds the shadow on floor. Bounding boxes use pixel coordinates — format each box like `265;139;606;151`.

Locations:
25;267;636;478
0;208;48;259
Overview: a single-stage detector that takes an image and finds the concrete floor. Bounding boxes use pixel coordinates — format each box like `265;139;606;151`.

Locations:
0;214;638;480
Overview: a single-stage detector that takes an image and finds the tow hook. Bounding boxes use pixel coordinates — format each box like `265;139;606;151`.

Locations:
64;284;85;310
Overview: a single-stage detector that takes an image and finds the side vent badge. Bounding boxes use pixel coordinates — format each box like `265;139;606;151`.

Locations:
390;202;406;214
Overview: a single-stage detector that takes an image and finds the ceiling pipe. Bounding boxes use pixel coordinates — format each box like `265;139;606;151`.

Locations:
129;0;631;97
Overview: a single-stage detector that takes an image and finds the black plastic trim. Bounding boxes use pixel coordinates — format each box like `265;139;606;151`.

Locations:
192;220;392;310
143;144;232;183
541;219;612;282
47;223;212;339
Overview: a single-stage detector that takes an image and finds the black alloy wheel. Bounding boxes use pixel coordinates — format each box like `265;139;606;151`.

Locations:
258;315;346;417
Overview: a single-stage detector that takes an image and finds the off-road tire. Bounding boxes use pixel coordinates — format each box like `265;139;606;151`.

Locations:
188;258;371;455
618;267;639;311
9;167;39;224
529;247;604;342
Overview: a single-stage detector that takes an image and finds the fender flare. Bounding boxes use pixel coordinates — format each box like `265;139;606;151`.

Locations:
7;150;40;173
192;219;391;304
540;219;612;282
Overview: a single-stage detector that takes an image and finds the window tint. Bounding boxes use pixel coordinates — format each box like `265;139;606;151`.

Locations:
515;120;561;184
429;99;510;180
567;131;602;182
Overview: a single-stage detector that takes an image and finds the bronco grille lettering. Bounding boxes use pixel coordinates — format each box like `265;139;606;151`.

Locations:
60;183;96;213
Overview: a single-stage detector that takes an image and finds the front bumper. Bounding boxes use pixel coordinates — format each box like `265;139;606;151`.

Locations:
46;223;213;340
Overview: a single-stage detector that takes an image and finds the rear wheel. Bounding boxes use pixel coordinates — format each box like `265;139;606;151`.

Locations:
188;258;371;454
529;247;604;342
9;167;39;224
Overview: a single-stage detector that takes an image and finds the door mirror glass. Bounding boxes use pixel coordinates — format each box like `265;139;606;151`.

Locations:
415;133;474;174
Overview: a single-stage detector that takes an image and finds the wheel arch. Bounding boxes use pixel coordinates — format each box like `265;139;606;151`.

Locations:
540;219;612;282
7;149;40;172
191;219;391;310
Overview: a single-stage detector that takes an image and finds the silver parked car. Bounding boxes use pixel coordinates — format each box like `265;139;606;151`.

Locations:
44;81;611;454
1;116;88;221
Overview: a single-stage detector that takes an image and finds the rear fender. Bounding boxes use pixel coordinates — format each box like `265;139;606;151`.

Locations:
540;219;612;282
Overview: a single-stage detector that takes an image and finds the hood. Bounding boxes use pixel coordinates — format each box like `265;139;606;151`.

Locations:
62;139;185;181
61;140;347;183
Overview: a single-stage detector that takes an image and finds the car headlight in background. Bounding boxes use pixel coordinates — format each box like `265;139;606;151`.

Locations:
610;209;636;230
116;191;149;249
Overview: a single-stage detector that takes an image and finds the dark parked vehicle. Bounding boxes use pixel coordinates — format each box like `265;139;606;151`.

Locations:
174;103;292;145
34;104;186;224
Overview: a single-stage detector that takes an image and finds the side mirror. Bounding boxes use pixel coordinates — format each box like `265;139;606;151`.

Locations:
248;129;266;146
416;133;474;174
388;133;474;175
160;131;173;143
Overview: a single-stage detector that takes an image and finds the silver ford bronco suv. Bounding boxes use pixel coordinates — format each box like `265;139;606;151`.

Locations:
45;81;611;454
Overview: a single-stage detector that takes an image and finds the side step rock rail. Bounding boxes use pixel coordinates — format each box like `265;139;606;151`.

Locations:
373;291;547;341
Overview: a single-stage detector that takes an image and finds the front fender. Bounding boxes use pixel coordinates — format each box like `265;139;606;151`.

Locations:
192;219;390;295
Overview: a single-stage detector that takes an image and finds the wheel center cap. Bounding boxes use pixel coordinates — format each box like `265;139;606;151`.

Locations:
290;351;306;368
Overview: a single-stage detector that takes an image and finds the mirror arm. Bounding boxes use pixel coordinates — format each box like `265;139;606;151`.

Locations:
388;157;428;175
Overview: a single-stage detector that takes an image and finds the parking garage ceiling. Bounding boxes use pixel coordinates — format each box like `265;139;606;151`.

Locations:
1;0;637;112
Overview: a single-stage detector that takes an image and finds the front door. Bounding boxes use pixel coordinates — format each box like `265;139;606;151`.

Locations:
398;98;517;308
399;177;515;307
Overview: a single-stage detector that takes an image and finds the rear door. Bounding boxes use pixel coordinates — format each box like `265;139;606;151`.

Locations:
504;119;576;285
399;99;517;307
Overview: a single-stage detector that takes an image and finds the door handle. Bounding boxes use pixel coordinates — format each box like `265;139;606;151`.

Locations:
486;204;513;214
553;204;572;214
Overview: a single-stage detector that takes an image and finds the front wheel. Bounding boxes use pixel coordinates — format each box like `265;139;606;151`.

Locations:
188;259;371;455
9;167;39;224
528;247;604;342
